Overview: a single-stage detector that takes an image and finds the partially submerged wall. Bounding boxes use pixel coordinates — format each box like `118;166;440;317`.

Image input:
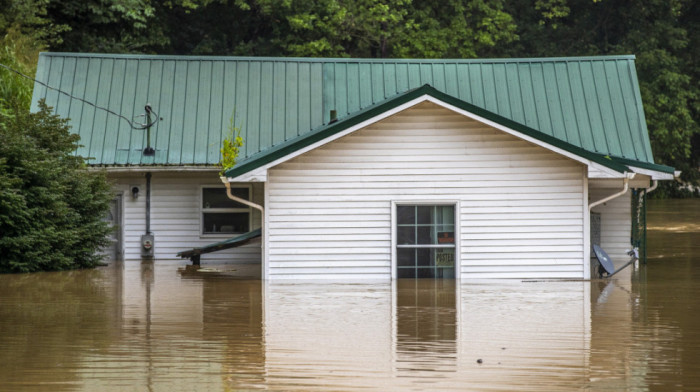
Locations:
266;102;587;279
109;173;263;263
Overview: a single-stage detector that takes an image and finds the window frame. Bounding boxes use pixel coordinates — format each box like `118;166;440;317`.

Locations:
199;184;253;237
391;201;460;279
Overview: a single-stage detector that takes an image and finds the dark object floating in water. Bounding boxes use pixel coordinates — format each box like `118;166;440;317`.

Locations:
477;359;483;364
593;245;638;278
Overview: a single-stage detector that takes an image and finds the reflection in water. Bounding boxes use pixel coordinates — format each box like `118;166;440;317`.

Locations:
0;199;697;390
0;269;118;392
395;280;457;376
200;277;264;388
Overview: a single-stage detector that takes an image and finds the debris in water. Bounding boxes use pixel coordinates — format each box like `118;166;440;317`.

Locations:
476;359;483;364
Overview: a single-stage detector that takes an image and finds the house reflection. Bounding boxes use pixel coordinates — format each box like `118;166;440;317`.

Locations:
116;264;643;391
394;279;457;375
201;278;265;389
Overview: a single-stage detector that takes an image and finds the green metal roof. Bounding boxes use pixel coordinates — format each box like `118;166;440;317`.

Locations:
31;52;655;167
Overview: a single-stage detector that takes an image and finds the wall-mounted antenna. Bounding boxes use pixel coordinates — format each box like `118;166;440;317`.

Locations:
134;104;159;156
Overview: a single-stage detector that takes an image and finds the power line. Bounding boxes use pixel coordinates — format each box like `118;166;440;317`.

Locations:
0;62;158;130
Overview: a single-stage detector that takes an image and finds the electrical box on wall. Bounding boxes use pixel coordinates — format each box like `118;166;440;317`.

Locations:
141;233;154;258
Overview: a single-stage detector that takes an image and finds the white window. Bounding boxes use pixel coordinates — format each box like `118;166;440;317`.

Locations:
396;205;456;279
201;186;251;235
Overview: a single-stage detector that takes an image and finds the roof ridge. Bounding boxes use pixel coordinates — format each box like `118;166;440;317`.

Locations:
39;52;636;63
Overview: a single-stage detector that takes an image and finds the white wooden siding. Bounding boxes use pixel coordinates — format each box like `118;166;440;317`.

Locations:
266;102;586;279
589;180;632;268
110;174;263;262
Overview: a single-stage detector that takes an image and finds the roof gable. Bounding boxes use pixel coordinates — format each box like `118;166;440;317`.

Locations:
225;85;630;179
31;53;654;167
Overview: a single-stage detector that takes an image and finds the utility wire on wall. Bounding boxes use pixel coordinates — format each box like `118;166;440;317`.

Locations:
0;62;159;130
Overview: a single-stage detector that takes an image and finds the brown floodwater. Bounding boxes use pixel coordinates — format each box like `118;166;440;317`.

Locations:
0;199;698;391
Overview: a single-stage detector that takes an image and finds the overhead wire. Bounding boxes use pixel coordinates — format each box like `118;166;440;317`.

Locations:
0;62;158;130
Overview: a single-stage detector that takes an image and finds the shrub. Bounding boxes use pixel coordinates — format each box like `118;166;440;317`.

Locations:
0;101;113;273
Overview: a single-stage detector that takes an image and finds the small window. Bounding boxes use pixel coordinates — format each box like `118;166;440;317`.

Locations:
201;187;251;235
396;205;455;279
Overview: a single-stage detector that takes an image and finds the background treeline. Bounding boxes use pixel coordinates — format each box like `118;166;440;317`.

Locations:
1;0;698;188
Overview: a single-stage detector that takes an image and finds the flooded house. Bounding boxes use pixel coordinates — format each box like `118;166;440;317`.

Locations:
31;53;676;280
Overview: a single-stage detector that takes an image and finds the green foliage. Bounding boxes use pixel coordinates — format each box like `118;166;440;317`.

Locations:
0;101;113;273
0;28;40;113
393;0;516;58
157;0;517;58
219;115;244;176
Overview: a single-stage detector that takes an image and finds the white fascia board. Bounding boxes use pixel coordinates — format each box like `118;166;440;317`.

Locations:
231;170;268;182
228;95;434;181
587;163;627;179
424;96;624;174
626;166;675;180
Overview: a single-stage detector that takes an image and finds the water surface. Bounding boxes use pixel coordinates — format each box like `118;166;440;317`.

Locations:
0;199;698;391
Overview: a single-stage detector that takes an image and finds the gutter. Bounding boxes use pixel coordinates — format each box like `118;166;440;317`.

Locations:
220;176;265;234
589;173;636;211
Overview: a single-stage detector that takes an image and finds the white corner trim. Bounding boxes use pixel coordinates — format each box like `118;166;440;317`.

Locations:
582;168;590;280
263;181;270;280
390;201;397;280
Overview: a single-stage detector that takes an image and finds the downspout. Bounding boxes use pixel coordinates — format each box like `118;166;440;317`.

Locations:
220;176;264;233
145;172;152;234
589;173;635;211
646;180;658;194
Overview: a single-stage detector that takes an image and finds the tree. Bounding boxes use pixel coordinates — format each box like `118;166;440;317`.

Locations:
0;101;113;273
0;28;40;113
157;0;517;58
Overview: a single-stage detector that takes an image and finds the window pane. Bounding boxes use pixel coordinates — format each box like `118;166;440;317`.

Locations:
203;188;249;209
436;267;455;279
417;206;432;224
416;268;435;278
398;248;415;267
397;226;415;245
417;226;433;245
397;206;415;225
416;248;432;266
203;212;249;234
435;206;454;225
397;268;416;278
